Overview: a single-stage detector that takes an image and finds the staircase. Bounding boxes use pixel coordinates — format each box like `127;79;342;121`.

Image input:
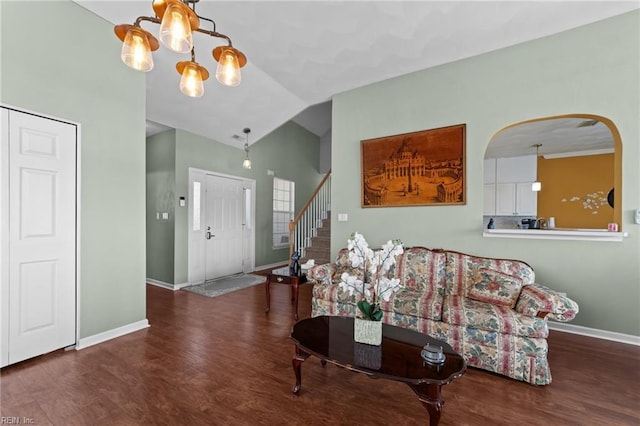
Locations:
300;212;331;266
289;170;331;267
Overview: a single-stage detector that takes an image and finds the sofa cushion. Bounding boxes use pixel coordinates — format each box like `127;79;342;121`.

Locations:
389;289;444;321
396;247;446;292
515;283;580;322
332;248;398;282
445;251;535;296
467;268;523;308
312;281;359;305
442;296;548;339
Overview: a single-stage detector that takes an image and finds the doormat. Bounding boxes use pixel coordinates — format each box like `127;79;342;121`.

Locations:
183;274;266;298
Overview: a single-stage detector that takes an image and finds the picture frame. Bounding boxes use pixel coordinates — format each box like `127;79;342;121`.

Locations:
361;124;466;208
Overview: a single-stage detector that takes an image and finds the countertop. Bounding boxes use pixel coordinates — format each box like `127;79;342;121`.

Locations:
483;227;627;241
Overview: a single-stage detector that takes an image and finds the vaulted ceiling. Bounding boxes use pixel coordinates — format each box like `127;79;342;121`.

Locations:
74;1;638;148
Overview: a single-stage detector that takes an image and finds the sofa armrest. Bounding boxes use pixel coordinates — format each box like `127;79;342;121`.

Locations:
307;263;337;285
515;283;579;322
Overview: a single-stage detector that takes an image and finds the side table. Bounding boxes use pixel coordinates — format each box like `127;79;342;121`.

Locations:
265;267;307;320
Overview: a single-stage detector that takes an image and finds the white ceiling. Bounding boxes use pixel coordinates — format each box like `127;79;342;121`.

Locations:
74;1;638;147
485;117;615;159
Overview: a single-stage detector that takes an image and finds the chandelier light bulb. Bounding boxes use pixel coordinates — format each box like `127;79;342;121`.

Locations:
179;63;205;97
121;27;154;72
243;157;252;170
215;48;242;87
159;2;193;53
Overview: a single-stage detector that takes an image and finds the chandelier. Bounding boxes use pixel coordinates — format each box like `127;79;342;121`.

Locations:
114;0;247;97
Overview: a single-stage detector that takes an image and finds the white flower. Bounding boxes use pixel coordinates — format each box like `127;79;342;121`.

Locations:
338;272;362;296
338;233;404;316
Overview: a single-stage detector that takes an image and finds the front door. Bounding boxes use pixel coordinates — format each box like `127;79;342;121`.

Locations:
1;108;77;366
204;174;245;280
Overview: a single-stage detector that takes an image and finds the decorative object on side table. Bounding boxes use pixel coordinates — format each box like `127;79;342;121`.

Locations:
338;232;403;345
290;251;301;275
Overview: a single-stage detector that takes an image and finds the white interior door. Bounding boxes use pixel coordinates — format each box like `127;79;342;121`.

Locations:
204;174;245;280
1;108;77;366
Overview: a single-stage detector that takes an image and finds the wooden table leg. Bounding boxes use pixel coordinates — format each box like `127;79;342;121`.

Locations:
407;383;444;426
293;280;299;320
292;346;310;395
264;278;271;313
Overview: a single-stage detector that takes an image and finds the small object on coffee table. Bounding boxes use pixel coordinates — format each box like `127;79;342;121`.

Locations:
421;343;446;365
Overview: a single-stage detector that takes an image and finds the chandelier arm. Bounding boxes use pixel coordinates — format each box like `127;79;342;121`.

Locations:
198;15;217;34
134;16;161;27
131;15;231;46
194;27;233;47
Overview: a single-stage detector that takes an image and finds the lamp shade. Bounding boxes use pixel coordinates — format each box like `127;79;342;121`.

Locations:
214;47;243;87
242;158;252;169
119;26;156;72
159;1;193;53
177;61;209;98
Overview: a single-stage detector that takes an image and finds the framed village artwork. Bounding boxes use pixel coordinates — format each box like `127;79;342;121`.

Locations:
361;124;466;207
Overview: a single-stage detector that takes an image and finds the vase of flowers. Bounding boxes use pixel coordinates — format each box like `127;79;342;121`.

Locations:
338;232;404;345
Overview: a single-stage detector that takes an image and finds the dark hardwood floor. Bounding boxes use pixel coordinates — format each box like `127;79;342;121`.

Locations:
1;278;639;425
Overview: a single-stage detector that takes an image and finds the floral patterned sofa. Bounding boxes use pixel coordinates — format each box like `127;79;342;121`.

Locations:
308;246;579;385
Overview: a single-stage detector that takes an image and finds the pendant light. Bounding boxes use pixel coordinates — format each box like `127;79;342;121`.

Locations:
159;0;196;53
176;49;209;97
242;128;252;169
213;46;245;87
117;25;159;72
532;144;542;192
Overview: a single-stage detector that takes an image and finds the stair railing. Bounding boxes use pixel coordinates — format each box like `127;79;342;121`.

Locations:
289;169;331;260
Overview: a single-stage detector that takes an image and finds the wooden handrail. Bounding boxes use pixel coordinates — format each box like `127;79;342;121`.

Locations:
290;169;331;230
289;169;332;258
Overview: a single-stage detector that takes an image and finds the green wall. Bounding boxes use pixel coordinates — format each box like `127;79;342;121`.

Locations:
146;121;322;285
1;1;147;338
331;11;640;336
146;130;176;284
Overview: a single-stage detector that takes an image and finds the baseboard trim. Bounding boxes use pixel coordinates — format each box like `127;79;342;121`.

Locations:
548;321;640;346
76;319;150;350
146;278;190;291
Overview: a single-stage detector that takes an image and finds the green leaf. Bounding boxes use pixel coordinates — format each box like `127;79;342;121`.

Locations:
357;300;372;320
357;300;382;321
371;304;383;321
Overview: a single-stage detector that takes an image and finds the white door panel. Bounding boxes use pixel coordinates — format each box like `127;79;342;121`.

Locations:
4;109;76;365
1;108;8;366
188;169;255;286
205;174;244;279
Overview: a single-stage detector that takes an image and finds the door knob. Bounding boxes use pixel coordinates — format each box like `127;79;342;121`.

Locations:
206;231;215;239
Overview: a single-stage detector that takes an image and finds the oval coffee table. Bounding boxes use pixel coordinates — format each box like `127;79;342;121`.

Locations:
290;315;466;426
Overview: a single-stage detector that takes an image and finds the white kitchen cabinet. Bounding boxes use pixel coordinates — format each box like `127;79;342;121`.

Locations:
483;184;496;215
484;155;538;216
495;183;537;216
496;156;536;183
515;182;537;216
